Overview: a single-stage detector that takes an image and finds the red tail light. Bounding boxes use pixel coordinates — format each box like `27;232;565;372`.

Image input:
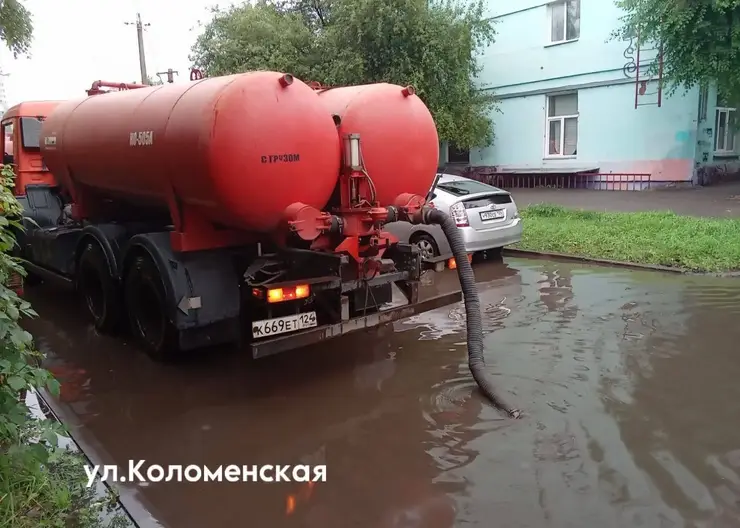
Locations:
449;202;469;227
252;284;311;303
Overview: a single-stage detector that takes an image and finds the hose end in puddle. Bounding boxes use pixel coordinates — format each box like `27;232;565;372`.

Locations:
417;206;521;418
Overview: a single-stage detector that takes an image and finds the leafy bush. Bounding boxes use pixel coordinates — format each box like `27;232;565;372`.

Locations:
0;164;128;527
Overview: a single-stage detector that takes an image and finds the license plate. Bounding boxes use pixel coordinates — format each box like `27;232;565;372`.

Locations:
252;312;318;338
480;209;505;221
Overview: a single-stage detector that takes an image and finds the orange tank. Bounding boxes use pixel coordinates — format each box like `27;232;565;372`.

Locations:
40;71;342;234
317;83;439;205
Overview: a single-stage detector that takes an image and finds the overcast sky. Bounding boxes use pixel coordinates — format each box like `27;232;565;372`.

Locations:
1;0;237;106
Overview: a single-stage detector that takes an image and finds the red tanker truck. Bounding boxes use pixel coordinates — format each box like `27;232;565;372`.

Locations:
0;72;461;361
2;72;520;416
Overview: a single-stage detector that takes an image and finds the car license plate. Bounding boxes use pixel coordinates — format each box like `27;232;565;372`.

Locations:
252;312;318;338
480;209;505;221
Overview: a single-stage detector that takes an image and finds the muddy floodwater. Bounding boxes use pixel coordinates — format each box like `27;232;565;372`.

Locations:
22;257;740;528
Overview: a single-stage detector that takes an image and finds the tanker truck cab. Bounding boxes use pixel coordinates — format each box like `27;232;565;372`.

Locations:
1;102;59;192
2;102;70;291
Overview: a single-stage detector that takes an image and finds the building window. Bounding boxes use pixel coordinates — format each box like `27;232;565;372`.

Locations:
545;93;578;157
715;107;736;153
548;0;580;44
447;144;470;164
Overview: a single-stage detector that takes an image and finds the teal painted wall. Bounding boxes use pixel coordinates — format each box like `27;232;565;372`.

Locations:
473;83;700;178
463;0;705;182
478;1;631;95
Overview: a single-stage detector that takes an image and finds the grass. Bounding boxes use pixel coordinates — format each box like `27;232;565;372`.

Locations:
0;423;130;528
515;204;740;273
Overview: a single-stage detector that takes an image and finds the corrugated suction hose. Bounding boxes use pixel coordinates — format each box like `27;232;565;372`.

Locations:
422;207;522;419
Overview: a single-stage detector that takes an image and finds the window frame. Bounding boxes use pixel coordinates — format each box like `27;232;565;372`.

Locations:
547;0;580;45
714;107;737;154
544;93;579;159
447;143;470;164
19;116;43;150
2;120;13;144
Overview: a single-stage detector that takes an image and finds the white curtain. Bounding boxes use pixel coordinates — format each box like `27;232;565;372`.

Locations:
563;118;578;155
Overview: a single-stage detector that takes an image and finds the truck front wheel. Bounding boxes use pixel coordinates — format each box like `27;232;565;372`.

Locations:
77;242;122;333
124;254;178;361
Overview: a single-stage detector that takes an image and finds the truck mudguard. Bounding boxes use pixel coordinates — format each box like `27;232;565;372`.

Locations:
122;232;241;348
76;223;131;279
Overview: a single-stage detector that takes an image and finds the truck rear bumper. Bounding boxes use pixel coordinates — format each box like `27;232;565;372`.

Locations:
250;289;463;358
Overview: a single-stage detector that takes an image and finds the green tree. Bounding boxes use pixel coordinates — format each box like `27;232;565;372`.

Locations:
274;0;333;31
190;2;321;81
613;0;740;103
0;0;33;58
191;0;497;149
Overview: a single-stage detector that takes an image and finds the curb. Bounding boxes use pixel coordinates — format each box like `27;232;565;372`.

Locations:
502;248;740;278
28;388;143;528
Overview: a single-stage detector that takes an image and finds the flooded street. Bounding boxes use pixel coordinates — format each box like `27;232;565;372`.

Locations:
22;257;740;528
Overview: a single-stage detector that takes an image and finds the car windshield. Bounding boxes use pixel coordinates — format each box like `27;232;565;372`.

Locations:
435;179;498;197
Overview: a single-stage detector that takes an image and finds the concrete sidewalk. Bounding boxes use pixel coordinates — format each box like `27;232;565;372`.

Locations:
511;181;740;218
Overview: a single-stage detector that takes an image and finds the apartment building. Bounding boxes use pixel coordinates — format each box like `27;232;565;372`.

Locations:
441;0;735;188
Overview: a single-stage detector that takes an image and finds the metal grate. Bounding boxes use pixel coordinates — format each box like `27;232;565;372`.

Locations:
471;172;652;191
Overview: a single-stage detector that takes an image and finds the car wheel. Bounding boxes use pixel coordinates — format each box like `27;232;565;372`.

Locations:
410;233;440;260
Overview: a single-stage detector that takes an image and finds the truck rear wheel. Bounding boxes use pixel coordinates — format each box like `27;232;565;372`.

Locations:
124;254;178;361
77;242;122;333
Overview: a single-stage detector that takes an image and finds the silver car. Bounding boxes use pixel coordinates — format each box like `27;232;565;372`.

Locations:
385;173;523;259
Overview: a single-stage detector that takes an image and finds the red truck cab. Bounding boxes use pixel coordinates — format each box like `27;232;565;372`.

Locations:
1;101;60;194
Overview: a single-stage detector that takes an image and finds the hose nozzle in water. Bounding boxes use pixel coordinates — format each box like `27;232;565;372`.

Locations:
406;205;521;418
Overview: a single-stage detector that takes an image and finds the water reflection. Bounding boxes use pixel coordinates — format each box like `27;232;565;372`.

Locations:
21;258;740;527
603;277;740;526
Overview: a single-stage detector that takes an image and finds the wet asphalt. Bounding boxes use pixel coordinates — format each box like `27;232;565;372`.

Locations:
23;256;740;528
